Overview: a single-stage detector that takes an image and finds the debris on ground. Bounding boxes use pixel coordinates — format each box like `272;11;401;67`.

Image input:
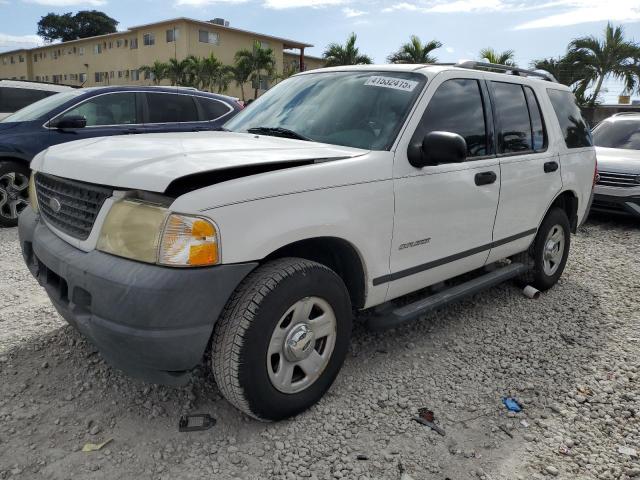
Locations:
502;397;522;413
498;425;513;438
82;439;113;452
178;413;216;432
618;446;638;458
413;408;446;436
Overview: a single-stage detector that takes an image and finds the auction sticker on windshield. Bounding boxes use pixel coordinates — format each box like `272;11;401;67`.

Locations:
364;76;419;92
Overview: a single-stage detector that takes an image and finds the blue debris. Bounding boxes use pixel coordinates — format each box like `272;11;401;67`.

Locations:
502;397;523;412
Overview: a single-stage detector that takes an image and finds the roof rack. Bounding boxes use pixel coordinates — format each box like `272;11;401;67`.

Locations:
0;78;80;88
454;61;558;83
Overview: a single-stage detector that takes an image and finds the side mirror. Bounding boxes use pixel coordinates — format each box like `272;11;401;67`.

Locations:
408;131;467;168
50;115;87;130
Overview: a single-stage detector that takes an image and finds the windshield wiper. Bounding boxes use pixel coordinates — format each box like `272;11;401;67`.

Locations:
246;126;311;141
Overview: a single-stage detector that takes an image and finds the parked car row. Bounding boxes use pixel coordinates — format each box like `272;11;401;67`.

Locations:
0;84;243;226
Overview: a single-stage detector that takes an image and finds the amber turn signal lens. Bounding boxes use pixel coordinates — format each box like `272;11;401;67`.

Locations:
159;215;219;266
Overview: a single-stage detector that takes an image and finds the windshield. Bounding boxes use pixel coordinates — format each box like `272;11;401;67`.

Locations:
225;71;427;150
593;119;640;150
1;90;84;123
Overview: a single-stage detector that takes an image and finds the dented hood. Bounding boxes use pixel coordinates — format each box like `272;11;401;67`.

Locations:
33;131;368;193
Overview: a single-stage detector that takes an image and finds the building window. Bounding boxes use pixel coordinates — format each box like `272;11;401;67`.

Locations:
118;71;124;78
79;47;84;56
116;39;123;48
110;71;115;79
143;33;155;46
94;44;102;54
166;28;179;43
79;73;87;83
259;41;269;49
10;56;15;64
108;41;113;49
130;37;138;49
19;55;24;63
34;56;37;63
130;69;140;81
198;30;219;45
252;77;269;91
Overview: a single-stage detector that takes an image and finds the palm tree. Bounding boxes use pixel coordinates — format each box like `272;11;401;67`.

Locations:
212;65;234;93
532;54;596;106
165;57;191;86
235;41;276;100
139;60;168;86
479;47;517;66
387;36;442;64
567;22;640;107
230;62;252;102
323;33;373;67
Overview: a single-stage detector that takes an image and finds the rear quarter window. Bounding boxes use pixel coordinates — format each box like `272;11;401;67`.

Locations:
546;89;592;148
198;97;232;121
0;87;54;112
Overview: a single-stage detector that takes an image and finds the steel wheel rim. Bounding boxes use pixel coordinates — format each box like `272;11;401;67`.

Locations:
0;172;29;221
267;296;337;394
542;224;565;276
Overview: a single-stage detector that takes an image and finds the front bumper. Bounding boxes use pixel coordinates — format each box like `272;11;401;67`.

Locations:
591;193;640;218
19;208;257;385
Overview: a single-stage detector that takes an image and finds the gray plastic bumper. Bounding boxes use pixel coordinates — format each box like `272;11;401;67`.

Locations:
18;208;257;385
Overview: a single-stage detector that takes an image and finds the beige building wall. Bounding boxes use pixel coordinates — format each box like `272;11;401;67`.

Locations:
0;18;315;101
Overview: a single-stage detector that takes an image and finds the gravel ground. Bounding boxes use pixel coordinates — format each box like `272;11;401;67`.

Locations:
0;214;638;480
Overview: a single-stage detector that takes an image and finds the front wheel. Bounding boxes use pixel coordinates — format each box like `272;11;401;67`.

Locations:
514;207;571;291
0;161;30;228
211;258;352;421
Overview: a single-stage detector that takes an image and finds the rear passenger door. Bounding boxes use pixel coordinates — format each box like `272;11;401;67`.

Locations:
141;92;202;133
386;73;501;302
485;81;562;264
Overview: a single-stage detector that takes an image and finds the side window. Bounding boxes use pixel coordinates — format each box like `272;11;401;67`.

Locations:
146;93;199;123
491;82;532;154
0;88;53;112
524;86;547;151
61;93;139;126
198;97;231;121
414;78;488;158
547;89;593;148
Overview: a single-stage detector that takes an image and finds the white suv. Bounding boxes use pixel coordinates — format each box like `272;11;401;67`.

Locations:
0;79;73;120
19;62;596;420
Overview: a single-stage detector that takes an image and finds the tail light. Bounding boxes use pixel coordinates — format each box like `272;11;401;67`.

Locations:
235;100;245;109
593;157;599;188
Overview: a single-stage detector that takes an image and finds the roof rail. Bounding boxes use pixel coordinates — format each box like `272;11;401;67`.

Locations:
0;78;80;88
612;111;640;117
454;61;558;83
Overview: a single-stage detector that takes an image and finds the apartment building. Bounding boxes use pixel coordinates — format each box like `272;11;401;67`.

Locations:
0;18;325;99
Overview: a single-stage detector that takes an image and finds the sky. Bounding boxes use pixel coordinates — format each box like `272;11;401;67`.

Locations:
1;0;639;102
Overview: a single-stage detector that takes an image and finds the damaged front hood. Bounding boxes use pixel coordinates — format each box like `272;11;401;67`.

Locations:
34;131;368;193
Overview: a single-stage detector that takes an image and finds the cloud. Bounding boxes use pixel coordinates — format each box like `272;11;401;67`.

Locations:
263;0;346;8
174;0;248;5
22;0;106;5
514;0;640;29
343;7;366;17
382;0;508;13
0;33;43;51
445;46;455;53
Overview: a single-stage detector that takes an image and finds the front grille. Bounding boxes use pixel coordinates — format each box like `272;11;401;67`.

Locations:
597;171;640;188
592;199;626;212
35;173;113;240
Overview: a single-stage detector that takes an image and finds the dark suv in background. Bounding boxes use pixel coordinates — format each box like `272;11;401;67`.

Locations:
0;85;242;226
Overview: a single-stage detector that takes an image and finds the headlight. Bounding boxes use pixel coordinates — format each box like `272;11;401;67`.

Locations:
29;173;38;213
97;200;219;267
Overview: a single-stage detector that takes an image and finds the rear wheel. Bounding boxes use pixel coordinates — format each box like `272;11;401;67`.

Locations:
211;258;352;421
514;207;571;291
0;161;30;228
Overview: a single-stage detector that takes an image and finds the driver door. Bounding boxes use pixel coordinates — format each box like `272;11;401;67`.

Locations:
384;73;501;301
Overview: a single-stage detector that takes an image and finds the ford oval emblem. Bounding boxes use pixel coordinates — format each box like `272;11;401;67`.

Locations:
49;197;62;213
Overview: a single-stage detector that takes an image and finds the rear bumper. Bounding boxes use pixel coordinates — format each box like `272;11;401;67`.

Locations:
591;193;640;218
19;208;257;385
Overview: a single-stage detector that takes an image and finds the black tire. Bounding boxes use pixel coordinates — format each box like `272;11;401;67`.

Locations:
514;207;571;291
0;160;30;228
211;258;352;421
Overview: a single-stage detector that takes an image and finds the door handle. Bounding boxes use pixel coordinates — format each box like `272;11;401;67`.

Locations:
544;161;559;173
475;171;497;186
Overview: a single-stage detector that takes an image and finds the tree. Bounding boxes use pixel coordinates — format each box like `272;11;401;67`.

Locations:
139;61;168;86
479;47;517;66
387;36;442;64
37;10;118;42
323;33;372;67
230;62;252;102
235;41;276;100
567;22;640;107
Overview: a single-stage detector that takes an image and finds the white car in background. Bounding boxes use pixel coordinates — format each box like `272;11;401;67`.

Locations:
592;113;640;218
0;80;74;121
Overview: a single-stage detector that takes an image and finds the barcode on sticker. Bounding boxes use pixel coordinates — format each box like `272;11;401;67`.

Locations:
365;76;418;92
